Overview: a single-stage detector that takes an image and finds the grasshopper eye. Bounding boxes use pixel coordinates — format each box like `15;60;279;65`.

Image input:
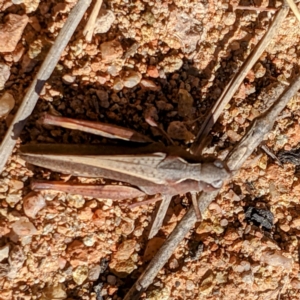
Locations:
211;179;223;189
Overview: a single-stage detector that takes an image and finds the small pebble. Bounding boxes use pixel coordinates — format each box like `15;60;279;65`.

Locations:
186;280;195;291
122;70;142;88
0;92;15;117
107;275;117;285
113;78;124;91
23;192;46;219
177;89;194;117
11;218;38;236
73;265;89;285
100;40;123;62
167;121;194;142
88;265;101;281
160;55;183;73
6;194;21;207
0;244;9;262
62;74;76;84
96;90;109;108
220;219;228;227
94;9;116;34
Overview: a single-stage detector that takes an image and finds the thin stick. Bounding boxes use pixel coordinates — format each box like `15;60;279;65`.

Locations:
123;8;292;299
0;0;92;174
191;6;289;155
191;192;202;221
233;5;278;12
83;0;103;42
285;0;300;23
148;195;173;239
260;143;283;166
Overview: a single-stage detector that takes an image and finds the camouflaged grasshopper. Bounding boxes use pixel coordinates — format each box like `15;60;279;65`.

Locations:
20;113;229;237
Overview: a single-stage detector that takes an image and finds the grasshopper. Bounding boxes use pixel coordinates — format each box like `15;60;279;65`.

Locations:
19;113;229;237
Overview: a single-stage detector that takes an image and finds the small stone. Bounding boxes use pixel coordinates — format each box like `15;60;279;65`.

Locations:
227;129;242;142
9;179;23;192
147;66;159;78
6;194;21;207
198;272;215;296
260;250;293;269
107;275;117;285
107;64;122;76
94;9;115;34
220;219;228;227
140;79;160;91
0;244;9;262
241;270;254;284
11;218;38;236
78;207;93;221
96;90;109;108
291;217;300;228
160;55;183;73
144;106;158;124
177;89;194;117
66;194;85;208
0;92;14;118
23;0;40;13
279;224;290;232
224;228;239;241
92;209;108;227
73;265;88;285
114;239;136;260
253;62;266;78
100;40;123;62
62;74;76;84
83;235;95;247
0;289;12;300
167;121;195;142
8;245;25;276
291;279;300;289
230;41;240;50
223;12;236;26
109;259;137;278
88;265;101;281
147;286;171;300
112;77;124;91
0;14;29;52
233;260;251;272
121;70;142;88
0;220;10;236
42;283;67;300
58;257;67;270
168;257;179;269
23;192;46;219
186;280;196;291
120;220;134;235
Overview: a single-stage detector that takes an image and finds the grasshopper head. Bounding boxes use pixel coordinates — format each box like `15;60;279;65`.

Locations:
200;161;230;189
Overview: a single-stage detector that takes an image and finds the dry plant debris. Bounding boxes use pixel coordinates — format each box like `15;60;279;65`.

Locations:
1;0;300;300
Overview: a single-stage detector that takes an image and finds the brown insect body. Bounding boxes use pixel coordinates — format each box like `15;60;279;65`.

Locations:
20;143;227;197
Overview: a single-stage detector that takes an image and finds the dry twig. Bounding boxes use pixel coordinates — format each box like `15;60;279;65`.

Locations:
83;0;103;42
191;7;289;155
285;0;300;23
0;0;92;174
233;5;278;12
